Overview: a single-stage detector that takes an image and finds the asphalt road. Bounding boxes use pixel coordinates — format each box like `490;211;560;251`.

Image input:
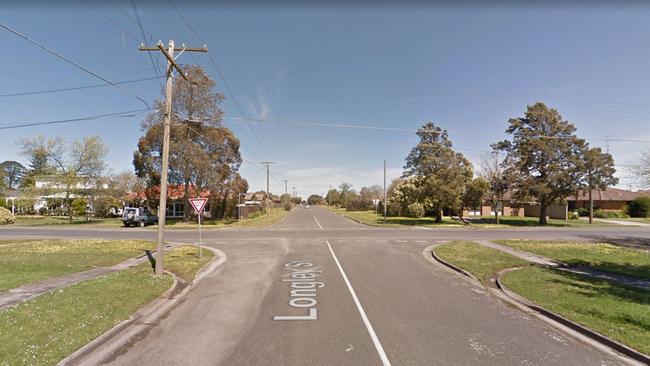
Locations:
1;207;647;365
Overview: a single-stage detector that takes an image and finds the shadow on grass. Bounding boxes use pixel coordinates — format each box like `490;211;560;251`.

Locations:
546;268;650;308
145;250;155;270
566;260;650;282
577;235;650;250
466;217;568;227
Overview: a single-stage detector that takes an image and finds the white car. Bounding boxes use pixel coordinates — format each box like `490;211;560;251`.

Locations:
304;205;310;209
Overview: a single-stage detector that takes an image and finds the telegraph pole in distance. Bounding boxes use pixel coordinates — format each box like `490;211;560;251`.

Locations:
384;160;387;224
261;161;275;215
282;179;289;195
139;40;207;276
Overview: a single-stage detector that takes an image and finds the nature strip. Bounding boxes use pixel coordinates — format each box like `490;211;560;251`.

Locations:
0;243;178;310
495;268;650;365
426;244;649;365
58;245;226;366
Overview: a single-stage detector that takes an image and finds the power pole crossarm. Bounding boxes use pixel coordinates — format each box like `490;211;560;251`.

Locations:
139;39;207;276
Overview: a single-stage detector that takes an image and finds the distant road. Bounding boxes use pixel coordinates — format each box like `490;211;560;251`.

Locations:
1;206;645;365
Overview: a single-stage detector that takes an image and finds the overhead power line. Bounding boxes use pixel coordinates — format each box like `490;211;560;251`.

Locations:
0;109;148;130
226;116;650;144
166;0;274;164
0;21;151;109
0;76;162;98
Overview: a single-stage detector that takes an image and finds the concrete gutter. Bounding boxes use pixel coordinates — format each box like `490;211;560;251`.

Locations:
58;245;227;366
495;268;650;365
423;244;647;366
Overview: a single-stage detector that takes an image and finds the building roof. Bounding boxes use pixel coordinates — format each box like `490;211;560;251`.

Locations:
567;188;650;202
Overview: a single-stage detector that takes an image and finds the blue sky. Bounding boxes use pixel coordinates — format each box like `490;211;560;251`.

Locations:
2;2;650;197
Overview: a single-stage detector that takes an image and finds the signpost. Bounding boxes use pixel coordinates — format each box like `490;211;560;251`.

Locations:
189;197;208;258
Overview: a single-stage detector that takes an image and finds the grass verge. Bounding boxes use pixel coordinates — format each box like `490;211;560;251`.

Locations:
0;239;155;292
0;244;214;366
501;266;650;355
494;240;650;281
433;241;529;284
0;267;173;366
163;207;289;229
164;245;214;282
323;207;463;227
12;216;121;227
468;215;613;228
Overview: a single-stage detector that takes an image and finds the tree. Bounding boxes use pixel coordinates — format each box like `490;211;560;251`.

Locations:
307;194;324;205
494;102;586;225
20;142;52;187
339;182;353;205
580;147;618;224
325;189;341;206
631;148;650;188
0;161;26;190
404;122;473;222
20;135;107;223
386;178;419;216
479;151;509;224
460;177;488;218
133;65;241;221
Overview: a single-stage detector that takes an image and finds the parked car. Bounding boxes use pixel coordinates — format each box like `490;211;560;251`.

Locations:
121;207;157;227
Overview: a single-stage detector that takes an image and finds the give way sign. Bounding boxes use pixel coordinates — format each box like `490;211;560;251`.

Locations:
189;197;208;215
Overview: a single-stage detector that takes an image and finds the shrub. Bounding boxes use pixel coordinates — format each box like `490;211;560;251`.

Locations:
0;197;6;209
93;197;121;218
406;203;425;218
627;197;650;218
72;198;88;217
576;208;589;217
346;199;372;211
0;207;14;224
568;211;580;220
283;200;292;211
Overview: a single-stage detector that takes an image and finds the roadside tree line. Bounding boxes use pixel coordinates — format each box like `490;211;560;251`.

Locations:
324;102;622;225
0;65;250;222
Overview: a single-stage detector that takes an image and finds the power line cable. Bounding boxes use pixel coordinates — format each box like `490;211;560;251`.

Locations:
0;21;151;109
0;109;148;130
166;0;274;163
0;76;162;98
226;116;650;144
130;0;165;90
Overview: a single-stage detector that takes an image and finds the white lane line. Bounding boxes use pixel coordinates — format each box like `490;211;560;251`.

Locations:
313;216;324;230
395;240;407;243
415;240;427;243
326;240;392;366
376;240;387;243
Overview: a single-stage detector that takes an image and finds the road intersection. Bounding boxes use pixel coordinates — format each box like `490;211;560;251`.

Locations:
2;206;648;365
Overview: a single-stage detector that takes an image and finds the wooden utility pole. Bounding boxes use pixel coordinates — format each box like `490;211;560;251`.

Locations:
261;161;275;215
384;160;388;224
282;179;289;195
139;40;207;276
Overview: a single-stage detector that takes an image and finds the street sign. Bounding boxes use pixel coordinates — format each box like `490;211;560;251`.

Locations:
188;197;208;258
189;197;208;215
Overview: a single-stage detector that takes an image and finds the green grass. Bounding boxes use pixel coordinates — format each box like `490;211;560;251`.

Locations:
0;267;173;366
324;207;463;227
324;207;612;228
164;245;214;282
160;207;289;229
0;239;155;291
495;240;650;281
0;244;214;366
502;267;650;355
12;216;122;227
433;241;530;284
467;215;615;227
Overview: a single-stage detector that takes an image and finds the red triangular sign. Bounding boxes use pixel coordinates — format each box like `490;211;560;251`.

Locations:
189;198;208;214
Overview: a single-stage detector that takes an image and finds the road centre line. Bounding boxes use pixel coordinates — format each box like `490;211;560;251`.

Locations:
326;240;392;366
313;216;324;230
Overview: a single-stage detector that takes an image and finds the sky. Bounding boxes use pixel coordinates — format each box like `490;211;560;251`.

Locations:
2;1;650;198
